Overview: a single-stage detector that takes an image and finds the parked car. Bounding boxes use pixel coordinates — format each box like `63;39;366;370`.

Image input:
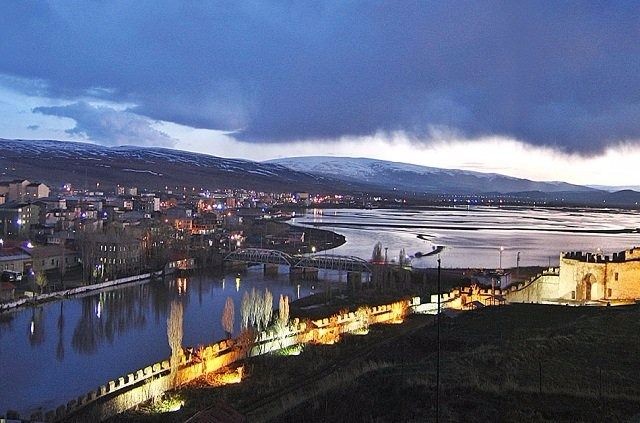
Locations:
1;270;22;282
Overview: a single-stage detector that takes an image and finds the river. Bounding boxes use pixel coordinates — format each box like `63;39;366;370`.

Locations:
291;206;640;268
2;205;639;416
0;269;321;416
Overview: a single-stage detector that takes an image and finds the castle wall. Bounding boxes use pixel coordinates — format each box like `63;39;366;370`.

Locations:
503;248;640;304
505;271;560;303
559;254;640;301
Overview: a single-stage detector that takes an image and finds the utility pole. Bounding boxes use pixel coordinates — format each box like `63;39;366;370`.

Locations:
436;255;441;423
516;251;521;277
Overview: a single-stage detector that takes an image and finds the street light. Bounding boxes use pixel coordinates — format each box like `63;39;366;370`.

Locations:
311;246;316;254
499;246;504;270
436;254;441;422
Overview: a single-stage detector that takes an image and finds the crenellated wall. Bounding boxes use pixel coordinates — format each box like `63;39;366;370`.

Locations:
504;269;561;303
39;299;414;422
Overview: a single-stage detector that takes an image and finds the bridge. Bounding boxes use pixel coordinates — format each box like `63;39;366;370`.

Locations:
224;248;372;273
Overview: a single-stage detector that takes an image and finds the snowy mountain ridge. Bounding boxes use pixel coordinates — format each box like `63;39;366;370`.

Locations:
266;156;598;194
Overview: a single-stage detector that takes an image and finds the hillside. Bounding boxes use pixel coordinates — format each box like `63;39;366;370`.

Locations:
0;139;355;193
267;156;598;195
1;140;638;207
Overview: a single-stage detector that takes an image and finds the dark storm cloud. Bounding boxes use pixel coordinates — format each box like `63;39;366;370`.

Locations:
1;1;639;154
33;102;176;147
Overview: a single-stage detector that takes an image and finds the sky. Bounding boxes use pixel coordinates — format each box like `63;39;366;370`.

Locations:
0;1;639;186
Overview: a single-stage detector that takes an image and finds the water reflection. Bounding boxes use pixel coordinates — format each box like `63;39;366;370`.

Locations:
0;270;318;416
56;303;64;361
28;307;44;347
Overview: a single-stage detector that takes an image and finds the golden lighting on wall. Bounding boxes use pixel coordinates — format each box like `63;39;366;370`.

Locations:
389;301;408;324
203;366;244;387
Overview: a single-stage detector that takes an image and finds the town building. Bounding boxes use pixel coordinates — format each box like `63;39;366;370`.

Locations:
25;245;80;274
0;246;32;274
25;183;50;200
0;180;50;202
93;233;143;280
0;203;40;237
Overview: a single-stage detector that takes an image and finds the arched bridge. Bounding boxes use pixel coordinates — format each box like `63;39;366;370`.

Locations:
224;248;372;273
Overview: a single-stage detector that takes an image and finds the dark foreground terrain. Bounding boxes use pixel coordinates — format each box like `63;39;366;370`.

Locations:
114;303;640;422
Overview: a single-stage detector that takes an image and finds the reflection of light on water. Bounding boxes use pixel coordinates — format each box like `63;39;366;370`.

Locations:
235;276;240;291
30;320;34;335
177;278;188;295
297;284;300;299
95;300;102;319
222;277;225;290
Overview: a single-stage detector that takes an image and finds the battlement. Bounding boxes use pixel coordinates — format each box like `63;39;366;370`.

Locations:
562;248;640;264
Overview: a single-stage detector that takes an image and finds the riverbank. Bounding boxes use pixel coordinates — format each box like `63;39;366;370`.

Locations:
243;219;346;254
0;270;164;313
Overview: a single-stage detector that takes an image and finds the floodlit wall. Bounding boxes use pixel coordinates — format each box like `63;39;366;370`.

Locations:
42;299;413;422
506;270;561;303
558;251;640;301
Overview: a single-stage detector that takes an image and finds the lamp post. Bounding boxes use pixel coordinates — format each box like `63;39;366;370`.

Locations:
516;251;521;277
436;255;441;422
499;246;504;270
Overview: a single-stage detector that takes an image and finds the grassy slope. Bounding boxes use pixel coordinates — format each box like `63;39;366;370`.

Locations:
114;304;640;422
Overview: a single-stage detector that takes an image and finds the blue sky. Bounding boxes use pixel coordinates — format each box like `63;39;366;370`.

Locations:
1;1;639;185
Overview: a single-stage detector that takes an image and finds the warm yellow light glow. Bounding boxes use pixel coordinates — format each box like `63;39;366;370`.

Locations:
204;366;244;387
177;278;188;295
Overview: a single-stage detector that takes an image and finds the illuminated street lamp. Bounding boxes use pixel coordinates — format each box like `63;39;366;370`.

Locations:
311;246;316;254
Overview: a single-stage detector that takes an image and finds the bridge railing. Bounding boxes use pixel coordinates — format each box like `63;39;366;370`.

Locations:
224;248;294;266
224;248;373;273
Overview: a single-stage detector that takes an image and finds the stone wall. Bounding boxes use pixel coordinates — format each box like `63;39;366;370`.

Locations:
41;299;413;422
558;254;640;301
505;270;561;303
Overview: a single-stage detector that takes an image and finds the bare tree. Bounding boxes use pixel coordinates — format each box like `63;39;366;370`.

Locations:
262;288;273;330
76;227;98;283
59;242;67;289
399;248;407;266
35;272;48;294
240;291;251;330
249;288;259;328
372;241;383;263
222;297;234;338
279;294;290;327
167;300;184;385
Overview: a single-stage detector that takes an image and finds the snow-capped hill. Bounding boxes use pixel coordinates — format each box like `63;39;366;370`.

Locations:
0;139;338;192
266;156;597;194
0;140;603;196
